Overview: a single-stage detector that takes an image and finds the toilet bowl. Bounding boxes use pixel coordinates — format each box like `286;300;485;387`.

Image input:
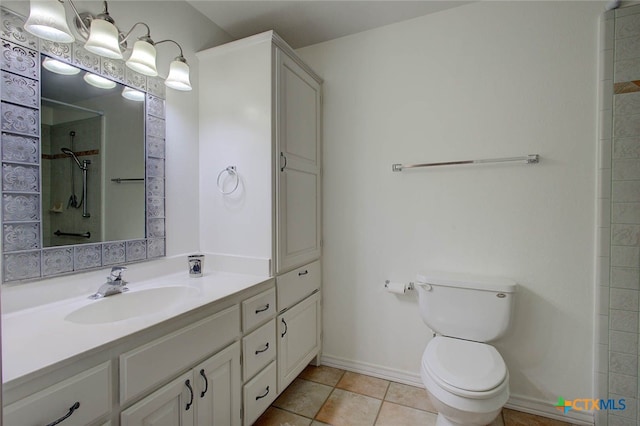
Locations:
415;272;516;426
421;336;509;426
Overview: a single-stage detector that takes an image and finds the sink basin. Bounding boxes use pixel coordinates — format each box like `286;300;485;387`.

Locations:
65;286;199;324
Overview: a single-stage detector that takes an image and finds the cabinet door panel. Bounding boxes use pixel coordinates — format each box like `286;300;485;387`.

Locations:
121;372;194;426
195;342;241;426
280;168;318;257
277;292;321;392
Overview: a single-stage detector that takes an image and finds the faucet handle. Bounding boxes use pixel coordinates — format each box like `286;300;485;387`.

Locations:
109;266;127;281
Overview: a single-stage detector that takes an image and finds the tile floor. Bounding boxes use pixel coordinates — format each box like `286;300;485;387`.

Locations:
254;365;576;426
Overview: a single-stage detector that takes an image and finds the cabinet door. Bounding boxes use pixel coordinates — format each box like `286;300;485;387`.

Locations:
276;49;322;274
277;291;321;392
121;372;194;426
194;342;242;426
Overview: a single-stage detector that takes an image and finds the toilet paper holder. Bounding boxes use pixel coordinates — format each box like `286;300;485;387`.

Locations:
384;280;415;291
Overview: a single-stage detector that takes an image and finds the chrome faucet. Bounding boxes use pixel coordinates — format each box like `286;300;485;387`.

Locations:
90;266;129;299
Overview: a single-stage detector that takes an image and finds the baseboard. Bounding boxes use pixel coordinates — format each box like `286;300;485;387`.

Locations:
320;354;594;425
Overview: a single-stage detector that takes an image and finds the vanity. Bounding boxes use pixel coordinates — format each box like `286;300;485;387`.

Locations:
1;6;322;425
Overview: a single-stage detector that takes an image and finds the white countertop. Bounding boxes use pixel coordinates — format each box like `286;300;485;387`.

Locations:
2;267;270;385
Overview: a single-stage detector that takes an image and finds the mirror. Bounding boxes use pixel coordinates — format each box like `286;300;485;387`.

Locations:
1;6;167;282
40;57;145;247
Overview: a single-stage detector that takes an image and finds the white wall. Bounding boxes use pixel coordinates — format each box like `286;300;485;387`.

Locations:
297;0;604;417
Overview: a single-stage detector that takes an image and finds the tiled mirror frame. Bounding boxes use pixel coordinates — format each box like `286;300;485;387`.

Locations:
0;7;166;283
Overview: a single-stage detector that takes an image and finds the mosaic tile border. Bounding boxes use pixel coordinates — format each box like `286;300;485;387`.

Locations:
0;6;166;282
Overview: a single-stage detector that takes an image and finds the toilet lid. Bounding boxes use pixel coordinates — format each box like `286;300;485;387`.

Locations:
424;336;507;392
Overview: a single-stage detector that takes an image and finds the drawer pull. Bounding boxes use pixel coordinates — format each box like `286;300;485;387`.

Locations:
298;270;309;276
256;386;270;400
255;304;270;314
185;379;194;411
255;342;270;355
281;318;288;338
45;401;80;426
199;369;209;398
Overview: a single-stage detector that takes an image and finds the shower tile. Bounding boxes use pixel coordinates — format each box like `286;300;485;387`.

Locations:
611;246;639;267
0;40;39;79
611;330;639;354
125;240;147;262
615;113;640;138
615;92;640;115
0;8;38;50
613;160;640;180
102;242;125;266
615;58;640;84
611;268;640;289
616;36;640;62
2;132;39;164
2;251;40;281
615;137;640;159
599;343;609;372
602;286;612;313
611;288;640;311
74;244;102;270
613;202;640;224
42;247;73;276
610;373;638;397
612;224;640;246
2;163;39;192
2;193;39;222
608;395;637;420
617;13;640;39
610;309;639;332
614;181;640;203
1;71;38;108
1;103;39;136
602;314;611;344
610;352;639;376
599;257;611;286
608;414;636;426
2;222;39;251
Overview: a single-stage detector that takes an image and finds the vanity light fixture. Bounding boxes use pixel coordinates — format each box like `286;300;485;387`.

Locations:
42;57;81;75
25;0;192;91
121;87;145;101
83;72;116;89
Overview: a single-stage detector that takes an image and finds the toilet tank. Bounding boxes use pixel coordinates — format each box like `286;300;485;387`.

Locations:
416;272;516;342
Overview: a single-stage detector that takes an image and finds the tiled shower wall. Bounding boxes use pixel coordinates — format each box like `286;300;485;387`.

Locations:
597;5;640;426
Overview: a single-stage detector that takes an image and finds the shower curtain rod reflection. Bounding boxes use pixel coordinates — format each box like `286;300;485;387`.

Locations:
391;154;540;172
41;97;104;115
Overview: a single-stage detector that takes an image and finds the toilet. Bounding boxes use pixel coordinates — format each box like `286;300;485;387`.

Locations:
416;272;516;426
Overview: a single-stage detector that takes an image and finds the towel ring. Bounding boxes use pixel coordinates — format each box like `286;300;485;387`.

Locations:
217;166;239;195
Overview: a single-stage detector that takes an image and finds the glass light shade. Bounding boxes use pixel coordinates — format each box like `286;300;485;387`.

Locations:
83;72;116;89
122;87;145;102
165;59;192;91
24;0;75;43
42;57;80;75
84;19;123;59
126;40;158;77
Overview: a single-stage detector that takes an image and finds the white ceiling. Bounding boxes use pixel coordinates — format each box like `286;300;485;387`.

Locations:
187;1;472;49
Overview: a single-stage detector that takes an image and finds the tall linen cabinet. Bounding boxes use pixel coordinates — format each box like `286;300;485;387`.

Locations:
197;31;322;423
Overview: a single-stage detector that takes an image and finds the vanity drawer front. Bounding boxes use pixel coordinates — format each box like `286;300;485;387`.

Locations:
242;319;276;381
4;362;111;426
120;305;240;404
242;361;277;426
242;287;276;332
277;260;321;311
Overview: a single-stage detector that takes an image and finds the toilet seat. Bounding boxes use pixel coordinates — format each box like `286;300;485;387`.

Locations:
423;336;507;399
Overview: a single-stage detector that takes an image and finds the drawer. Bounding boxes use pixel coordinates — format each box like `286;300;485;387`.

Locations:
120;305;240;404
242;287;276;332
4;362;111;426
242;319;276;381
277;260;321;311
242;361;277;426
